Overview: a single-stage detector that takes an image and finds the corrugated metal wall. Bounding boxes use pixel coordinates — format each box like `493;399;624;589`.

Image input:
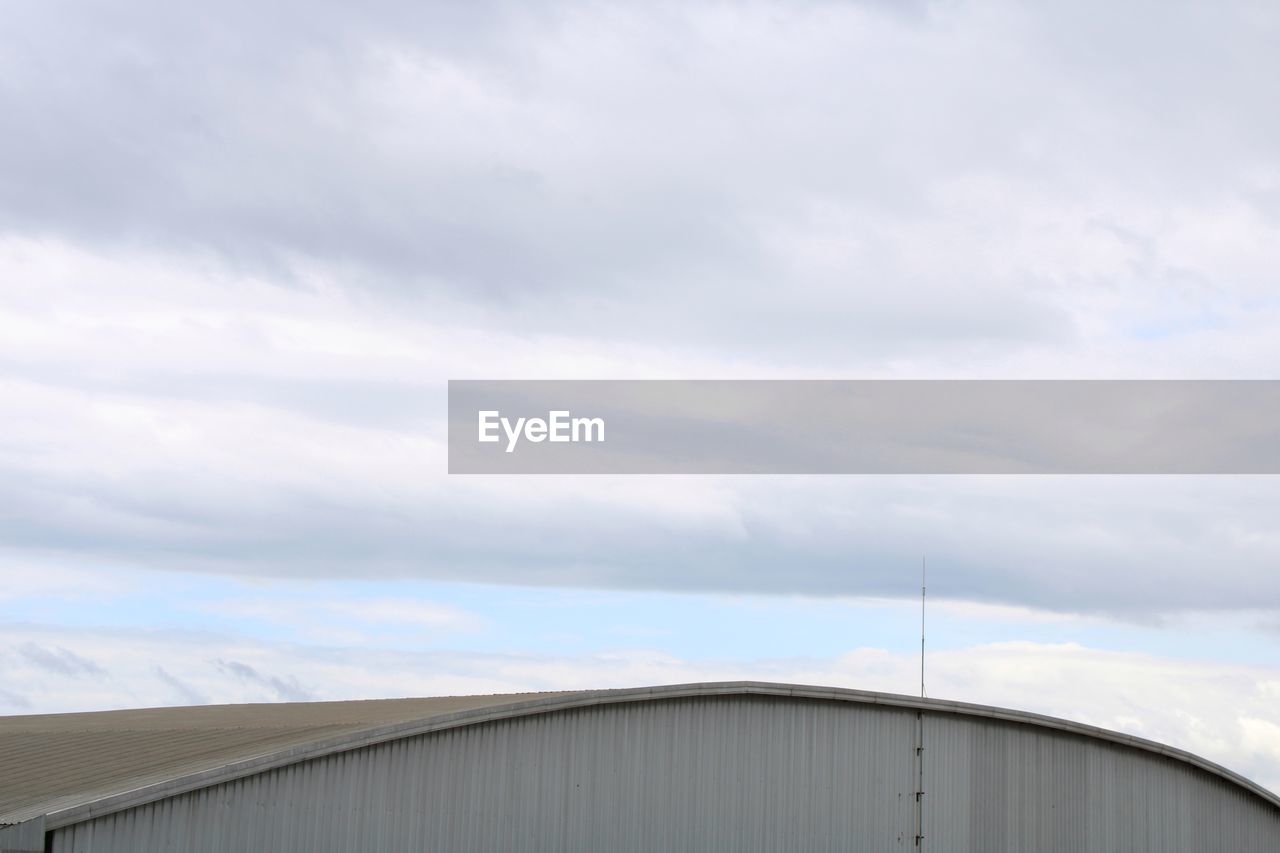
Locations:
923;712;1279;851
50;695;1280;853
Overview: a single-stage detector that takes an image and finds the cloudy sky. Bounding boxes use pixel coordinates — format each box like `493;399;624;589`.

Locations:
3;0;1280;791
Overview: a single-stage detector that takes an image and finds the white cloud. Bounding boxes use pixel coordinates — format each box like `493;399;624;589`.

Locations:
1241;717;1280;765
1;622;1277;793
5;259;1280;611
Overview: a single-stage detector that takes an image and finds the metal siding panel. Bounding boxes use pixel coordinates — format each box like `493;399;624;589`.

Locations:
48;695;1280;853
922;713;1280;853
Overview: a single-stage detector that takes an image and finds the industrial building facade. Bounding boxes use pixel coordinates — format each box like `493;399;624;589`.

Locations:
3;682;1278;852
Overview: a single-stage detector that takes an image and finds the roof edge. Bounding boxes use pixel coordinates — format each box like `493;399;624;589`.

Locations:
38;681;1280;829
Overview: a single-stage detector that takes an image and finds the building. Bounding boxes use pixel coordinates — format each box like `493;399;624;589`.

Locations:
2;681;1278;852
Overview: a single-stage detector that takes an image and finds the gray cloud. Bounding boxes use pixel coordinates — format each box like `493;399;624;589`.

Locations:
8;0;1277;359
3;461;1279;615
2;0;1280;621
154;666;209;705
16;643;106;678
215;659;313;702
0;687;32;710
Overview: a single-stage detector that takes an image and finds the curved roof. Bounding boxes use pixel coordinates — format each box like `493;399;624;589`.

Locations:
3;681;1277;830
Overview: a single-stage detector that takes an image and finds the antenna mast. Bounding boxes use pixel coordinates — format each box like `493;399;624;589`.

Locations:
920;556;926;698
914;555;928;849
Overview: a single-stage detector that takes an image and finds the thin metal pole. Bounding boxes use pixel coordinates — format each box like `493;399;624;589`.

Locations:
916;711;925;848
916;556;926;849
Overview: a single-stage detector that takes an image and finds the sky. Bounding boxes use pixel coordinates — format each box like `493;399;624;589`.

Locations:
2;0;1280;792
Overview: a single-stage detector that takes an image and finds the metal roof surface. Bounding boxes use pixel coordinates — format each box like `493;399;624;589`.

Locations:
2;682;1277;829
0;692;562;825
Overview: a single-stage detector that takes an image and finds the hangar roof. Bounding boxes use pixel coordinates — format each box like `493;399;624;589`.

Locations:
0;691;560;826
2;681;1277;829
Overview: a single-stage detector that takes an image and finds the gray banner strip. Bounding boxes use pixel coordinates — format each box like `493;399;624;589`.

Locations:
448;380;1280;474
